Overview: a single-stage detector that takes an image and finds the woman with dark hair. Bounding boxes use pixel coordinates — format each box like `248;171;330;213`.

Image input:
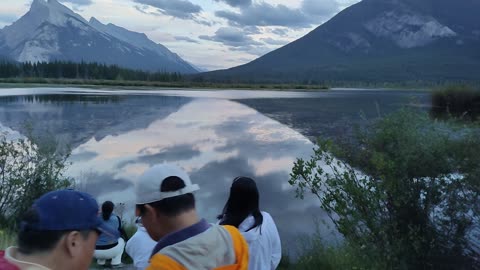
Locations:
94;201;125;267
218;177;282;270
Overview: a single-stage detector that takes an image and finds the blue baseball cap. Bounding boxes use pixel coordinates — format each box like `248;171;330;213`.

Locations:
22;189;118;237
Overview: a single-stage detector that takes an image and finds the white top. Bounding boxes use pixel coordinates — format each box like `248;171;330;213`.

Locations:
238;211;282;270
125;225;157;270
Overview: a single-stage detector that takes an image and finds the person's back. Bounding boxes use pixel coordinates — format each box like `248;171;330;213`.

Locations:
149;223;247;270
94;201;125;267
135;164;249;270
96;214;120;246
239;212;281;270
218;177;282;270
125;223;156;270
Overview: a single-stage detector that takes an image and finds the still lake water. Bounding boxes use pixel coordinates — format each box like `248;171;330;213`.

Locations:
0;87;429;254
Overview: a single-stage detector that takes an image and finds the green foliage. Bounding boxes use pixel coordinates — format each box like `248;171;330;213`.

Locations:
289;109;480;269
431;85;480;121
0;229;15;250
0;129;72;229
279;232;382;270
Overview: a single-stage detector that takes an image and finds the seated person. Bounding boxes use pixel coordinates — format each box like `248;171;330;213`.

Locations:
126;218;157;270
94;201;125;267
218;177;282;270
135;164;249;270
4;189;117;270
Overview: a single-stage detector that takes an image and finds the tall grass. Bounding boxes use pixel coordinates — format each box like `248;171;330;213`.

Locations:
278;237;382;270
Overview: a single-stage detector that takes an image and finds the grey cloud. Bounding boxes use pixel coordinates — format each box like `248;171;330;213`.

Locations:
175;36;200;43
133;0;202;20
302;0;339;16
214;0;252;7
138;144;201;164
212;114;311;159
261;37;289;46
70;151;98;162
215;3;312;28
0;14;18;23
271;28;289;36
215;0;340;28
59;0;93;5
229;45;271;56
117;144;201;169
76;172;133;197
243;26;261;34
199;27;262;47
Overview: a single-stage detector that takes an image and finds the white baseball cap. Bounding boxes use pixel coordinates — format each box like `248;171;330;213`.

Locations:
135;164;200;204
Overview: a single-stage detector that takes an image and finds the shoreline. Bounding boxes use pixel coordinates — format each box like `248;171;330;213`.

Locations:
0;78;440;92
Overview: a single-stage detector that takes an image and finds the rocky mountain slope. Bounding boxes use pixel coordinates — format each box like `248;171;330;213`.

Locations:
206;0;480;83
0;0;198;73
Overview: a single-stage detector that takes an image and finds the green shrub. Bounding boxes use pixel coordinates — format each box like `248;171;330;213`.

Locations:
290;109;480;269
280;236;382;270
0;229;15;250
0;129;72;229
431;85;480;120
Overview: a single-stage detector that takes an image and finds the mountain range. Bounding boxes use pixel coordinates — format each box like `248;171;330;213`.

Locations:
0;0;198;73
206;0;480;83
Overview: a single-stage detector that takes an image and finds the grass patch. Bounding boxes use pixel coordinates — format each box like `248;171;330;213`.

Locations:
278;236;381;270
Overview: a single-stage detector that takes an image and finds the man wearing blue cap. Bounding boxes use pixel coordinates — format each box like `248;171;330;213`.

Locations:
4;189;118;270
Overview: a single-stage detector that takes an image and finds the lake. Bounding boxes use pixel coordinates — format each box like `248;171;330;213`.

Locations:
0;87;430;256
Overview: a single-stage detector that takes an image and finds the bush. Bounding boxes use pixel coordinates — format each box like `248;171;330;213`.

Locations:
0;130;72;229
431;85;480;121
289;109;480;269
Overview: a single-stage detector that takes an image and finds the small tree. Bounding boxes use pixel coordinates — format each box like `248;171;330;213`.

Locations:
0;131;72;229
289;109;480;269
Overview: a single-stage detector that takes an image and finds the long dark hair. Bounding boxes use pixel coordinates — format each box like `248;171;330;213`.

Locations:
101;201;114;221
218;177;263;231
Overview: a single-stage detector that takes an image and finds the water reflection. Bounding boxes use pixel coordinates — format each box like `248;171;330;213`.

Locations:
0;94;123;104
0;94;192;147
0;89;431;257
66;98;330;254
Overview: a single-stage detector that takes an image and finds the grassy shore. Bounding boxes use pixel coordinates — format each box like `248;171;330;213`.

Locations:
0;78;329;91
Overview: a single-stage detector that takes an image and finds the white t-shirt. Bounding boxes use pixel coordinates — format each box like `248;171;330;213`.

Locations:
238;211;282;270
125;225;157;270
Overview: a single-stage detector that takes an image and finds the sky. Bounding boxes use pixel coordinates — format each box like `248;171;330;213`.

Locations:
0;0;360;70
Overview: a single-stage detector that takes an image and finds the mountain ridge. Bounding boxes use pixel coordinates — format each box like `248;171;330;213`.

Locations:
0;0;198;73
205;0;480;83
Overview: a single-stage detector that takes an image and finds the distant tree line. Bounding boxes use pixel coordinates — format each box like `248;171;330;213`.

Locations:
0;60;183;82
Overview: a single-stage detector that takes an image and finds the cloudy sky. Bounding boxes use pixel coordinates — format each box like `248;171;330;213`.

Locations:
0;0;359;70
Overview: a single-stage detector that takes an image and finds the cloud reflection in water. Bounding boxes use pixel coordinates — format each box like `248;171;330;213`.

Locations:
67;98;336;253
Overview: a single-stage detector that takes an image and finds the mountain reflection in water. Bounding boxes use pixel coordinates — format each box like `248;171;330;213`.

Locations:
0;88;430;255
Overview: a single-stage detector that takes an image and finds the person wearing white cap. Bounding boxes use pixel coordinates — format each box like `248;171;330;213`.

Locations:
135;164;249;270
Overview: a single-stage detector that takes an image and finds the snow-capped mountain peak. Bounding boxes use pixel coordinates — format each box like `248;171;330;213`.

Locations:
0;0;198;73
33;0;88;27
